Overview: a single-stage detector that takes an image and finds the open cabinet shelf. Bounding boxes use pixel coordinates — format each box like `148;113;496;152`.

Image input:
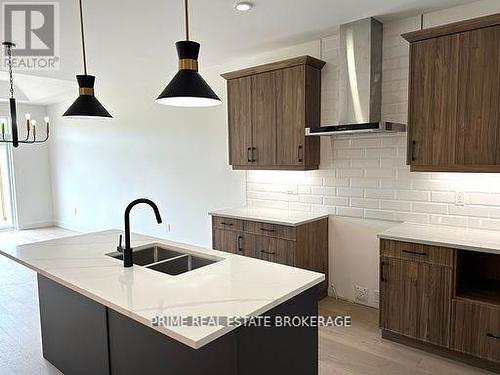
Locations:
455;250;500;306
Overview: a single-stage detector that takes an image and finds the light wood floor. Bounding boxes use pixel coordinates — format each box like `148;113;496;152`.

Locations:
0;227;494;375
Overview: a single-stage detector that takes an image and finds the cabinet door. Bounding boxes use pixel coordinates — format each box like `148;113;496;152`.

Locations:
452;300;500;363
252;72;276;166
227;77;253;166
380;257;452;347
254;236;295;266
407;34;460;169
276;66;305;167
213;229;255;258
456;26;500;167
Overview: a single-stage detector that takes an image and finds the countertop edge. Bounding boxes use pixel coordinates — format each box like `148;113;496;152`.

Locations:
377;232;500;256
208;211;329;226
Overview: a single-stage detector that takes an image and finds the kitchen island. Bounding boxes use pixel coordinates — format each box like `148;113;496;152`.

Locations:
0;230;324;375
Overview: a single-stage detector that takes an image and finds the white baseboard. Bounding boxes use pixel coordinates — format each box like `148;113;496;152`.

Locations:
17;220;54;230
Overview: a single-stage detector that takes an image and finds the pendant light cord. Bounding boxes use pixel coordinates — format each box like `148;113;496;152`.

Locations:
79;0;88;74
184;0;190;41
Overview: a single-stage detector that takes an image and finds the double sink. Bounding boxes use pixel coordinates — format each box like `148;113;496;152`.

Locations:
106;244;221;276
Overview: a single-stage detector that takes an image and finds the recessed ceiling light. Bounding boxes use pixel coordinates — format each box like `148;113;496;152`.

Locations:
234;2;254;11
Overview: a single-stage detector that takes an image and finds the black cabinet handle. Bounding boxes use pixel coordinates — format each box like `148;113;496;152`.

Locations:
380;261;386;282
260;228;275;233
411;140;417;162
487;333;500;340
402;250;427;256
220;222;233;226
260;250;276;255
247;147;252;163
298;145;303;162
252;147;256;163
237;235;243;252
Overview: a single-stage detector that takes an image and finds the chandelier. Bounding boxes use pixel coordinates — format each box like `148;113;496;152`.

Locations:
1;42;49;148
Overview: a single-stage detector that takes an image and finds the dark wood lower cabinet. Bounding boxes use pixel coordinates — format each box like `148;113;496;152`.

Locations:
380;257;452;347
38;274;319;375
380;240;500;374
212;216;329;299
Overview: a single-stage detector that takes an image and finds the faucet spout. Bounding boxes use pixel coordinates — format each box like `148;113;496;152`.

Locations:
123;198;163;268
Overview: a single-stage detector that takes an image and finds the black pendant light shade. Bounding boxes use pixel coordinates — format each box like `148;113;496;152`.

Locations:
63;75;112;118
63;0;112;119
156;41;221;107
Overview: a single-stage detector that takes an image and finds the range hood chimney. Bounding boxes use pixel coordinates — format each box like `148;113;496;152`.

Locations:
306;18;406;136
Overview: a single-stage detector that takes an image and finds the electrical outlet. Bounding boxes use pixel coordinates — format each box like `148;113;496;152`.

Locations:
355;285;369;303
371;290;380;306
455;191;465;206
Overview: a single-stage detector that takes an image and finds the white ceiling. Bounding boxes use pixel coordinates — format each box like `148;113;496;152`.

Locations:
1;0;476;100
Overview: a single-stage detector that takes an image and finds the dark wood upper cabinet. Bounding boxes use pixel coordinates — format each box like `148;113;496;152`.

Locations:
227;77;253;166
222;56;325;171
403;13;500;172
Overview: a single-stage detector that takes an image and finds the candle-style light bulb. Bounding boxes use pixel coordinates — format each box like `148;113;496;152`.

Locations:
32;120;37;141
25;113;31;120
44;116;49;124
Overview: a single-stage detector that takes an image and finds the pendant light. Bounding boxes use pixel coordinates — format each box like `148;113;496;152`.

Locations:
63;0;112;118
156;0;221;107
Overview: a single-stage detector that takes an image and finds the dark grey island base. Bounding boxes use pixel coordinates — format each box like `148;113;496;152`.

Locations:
37;274;319;375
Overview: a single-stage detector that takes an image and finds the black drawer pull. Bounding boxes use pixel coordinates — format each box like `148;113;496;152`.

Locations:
247;147;252;163
402;250;427;256
411;140;417;162
260;250;276;255
237;235;243;252
380;261;386;282
260;228;275;233
298;145;303;163
487;333;500;340
220;222;233;226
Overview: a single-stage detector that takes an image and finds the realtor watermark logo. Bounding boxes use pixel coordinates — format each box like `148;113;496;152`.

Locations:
2;1;60;70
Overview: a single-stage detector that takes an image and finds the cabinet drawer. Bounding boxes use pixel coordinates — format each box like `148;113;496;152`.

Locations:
244;221;296;240
212;216;244;231
380;239;454;267
254;236;295;266
452;300;500;363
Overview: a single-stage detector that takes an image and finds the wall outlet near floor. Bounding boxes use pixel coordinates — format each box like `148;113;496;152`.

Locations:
354;285;369;303
455;191;466;206
371;290;380;306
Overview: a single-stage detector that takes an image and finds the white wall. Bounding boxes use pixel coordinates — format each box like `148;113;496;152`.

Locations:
47;37;319;246
246;0;500;306
0;102;53;229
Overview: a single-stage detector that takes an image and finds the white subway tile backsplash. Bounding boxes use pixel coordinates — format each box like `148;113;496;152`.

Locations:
350;198;379;209
324;197;349;207
244;20;500;229
337;187;364;198
412;202;448;214
336;207;363;218
380;200;412;212
365;210;396;221
323;177;349;187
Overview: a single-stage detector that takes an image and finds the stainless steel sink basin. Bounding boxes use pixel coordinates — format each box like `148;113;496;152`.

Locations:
106;243;221;275
106;244;184;266
146;254;218;275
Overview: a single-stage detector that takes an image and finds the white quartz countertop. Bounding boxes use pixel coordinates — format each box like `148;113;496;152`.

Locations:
378;223;500;255
0;230;323;349
209;207;328;226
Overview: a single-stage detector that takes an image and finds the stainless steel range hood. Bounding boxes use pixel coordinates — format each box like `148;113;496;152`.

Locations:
306;18;406;136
